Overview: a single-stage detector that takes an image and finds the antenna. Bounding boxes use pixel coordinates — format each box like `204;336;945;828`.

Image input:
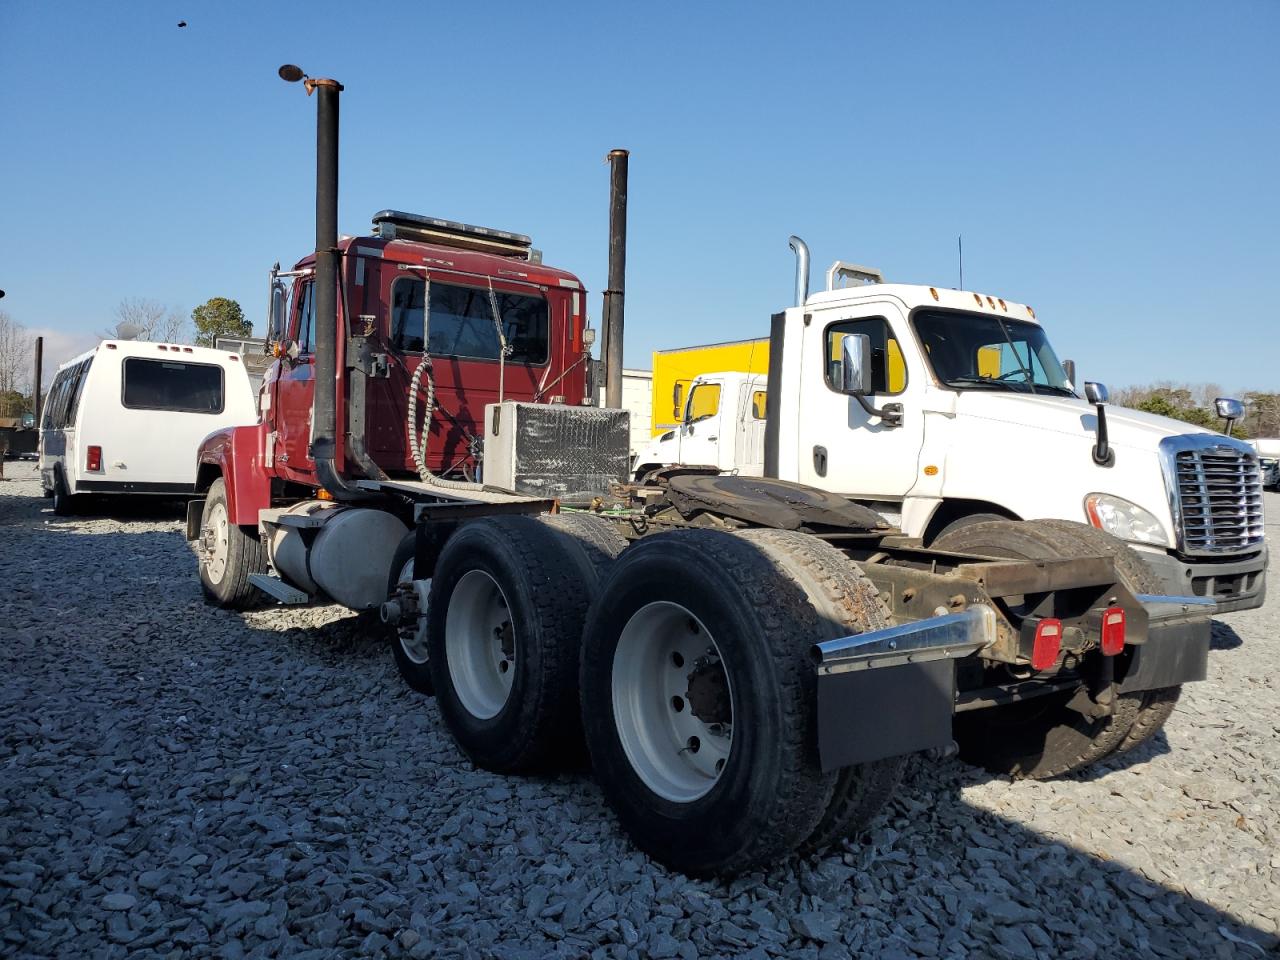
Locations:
958;235;964;290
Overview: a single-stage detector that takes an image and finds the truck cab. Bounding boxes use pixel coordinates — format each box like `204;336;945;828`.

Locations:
635;258;1268;612
195;210;592;528
639;372;767;477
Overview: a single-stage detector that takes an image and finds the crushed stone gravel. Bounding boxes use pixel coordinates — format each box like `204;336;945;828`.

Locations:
1;460;1277;959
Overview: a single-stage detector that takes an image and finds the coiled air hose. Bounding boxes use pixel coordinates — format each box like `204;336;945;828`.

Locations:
404;275;512;491
407;355;485;490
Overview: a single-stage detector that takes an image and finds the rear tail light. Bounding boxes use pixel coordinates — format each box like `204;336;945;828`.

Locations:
86;445;102;472
1100;606;1126;655
1030;618;1062;671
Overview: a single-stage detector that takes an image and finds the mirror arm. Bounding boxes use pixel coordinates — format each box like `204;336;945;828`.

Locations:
854;393;903;427
1092;403;1115;466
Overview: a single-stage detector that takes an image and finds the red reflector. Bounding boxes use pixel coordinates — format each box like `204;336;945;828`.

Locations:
106;343;117;349
86;445;102;472
1031;618;1062;671
228;354;240;361
1101;606;1126;655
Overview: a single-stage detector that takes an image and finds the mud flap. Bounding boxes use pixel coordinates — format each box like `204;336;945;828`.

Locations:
1117;595;1215;694
185;499;205;541
813;608;996;772
817;658;957;771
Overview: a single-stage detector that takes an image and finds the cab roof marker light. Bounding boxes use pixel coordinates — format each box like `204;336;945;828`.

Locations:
986;296;996;309
929;286;940;301
998;298;1007;311
973;293;983;307
1028;305;1036;319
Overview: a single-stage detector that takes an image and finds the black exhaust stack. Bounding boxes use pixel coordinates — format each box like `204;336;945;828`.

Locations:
603;149;629;410
281;65;364;499
33;336;43;426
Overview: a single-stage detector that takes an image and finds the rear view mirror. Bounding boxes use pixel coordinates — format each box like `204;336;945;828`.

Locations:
1215;397;1244;420
839;334;872;396
1084;382;1109;405
266;262;287;351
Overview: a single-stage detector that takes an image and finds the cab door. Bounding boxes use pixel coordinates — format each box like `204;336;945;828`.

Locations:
794;304;924;498
673;378;725;468
733;378;768;477
274;278;315;478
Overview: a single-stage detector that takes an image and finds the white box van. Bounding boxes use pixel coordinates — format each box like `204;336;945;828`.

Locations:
39;340;258;514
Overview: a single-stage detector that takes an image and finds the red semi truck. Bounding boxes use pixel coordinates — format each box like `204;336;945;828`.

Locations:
188;72;1216;875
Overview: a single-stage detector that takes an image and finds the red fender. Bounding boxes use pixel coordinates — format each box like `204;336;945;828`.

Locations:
196;425;272;527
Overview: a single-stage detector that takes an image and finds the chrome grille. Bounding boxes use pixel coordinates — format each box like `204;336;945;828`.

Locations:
1164;438;1265;555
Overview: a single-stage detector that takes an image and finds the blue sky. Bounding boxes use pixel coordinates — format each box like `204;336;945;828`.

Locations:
2;1;1276;391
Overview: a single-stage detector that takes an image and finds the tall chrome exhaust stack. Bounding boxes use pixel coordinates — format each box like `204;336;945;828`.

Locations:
788;235;810;307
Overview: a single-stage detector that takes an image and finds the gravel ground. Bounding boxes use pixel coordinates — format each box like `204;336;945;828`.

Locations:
1;458;1277;960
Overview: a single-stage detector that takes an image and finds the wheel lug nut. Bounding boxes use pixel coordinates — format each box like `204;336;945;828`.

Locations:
686;736;700;754
671;695;685;712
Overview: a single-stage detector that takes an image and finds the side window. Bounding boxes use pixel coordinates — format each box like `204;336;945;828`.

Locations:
686;383;721;423
67;358;93;424
295;282;315;354
751;390;768;420
43;372;67;429
825;317;906;395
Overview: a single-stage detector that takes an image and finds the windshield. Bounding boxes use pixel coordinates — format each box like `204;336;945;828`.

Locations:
912;310;1075;396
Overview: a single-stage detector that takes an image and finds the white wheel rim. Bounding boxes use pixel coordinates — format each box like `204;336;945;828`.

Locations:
445;570;515;720
393;559;432;665
612;601;734;803
202;502;229;585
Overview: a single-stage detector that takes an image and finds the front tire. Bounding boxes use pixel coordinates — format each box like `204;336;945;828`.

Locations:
934;519;1145;779
580;529;839;876
196;477;266;609
1032;519;1183;756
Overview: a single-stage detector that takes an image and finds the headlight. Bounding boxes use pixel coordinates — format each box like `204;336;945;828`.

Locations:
1084;493;1170;546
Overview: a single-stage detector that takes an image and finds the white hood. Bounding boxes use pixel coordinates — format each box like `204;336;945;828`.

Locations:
953;392;1218;452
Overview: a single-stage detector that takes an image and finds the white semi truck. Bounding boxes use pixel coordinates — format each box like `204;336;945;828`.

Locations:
634;240;1268;612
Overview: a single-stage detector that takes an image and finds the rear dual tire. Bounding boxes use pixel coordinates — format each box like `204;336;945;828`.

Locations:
581;529;901;875
426;514;626;774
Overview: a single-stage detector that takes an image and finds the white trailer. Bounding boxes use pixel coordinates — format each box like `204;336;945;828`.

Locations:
39;340;258;514
596;368;653;460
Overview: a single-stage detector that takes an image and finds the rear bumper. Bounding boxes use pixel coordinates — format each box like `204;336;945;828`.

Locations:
1142;545;1267;613
813;596;1214;772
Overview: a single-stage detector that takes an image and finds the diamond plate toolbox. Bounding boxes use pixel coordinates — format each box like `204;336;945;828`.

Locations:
484;402;630;504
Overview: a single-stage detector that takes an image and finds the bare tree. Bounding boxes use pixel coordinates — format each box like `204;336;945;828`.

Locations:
0;310;33;416
104;298;190;343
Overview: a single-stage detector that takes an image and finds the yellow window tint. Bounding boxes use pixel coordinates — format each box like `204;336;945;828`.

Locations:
887;339;905;393
825;317;906;394
751;390;768;419
687;383;721;422
977;345;1002;379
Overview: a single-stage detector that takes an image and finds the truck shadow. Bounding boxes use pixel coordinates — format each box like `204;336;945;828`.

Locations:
1210;620;1244;651
2;506;1272;958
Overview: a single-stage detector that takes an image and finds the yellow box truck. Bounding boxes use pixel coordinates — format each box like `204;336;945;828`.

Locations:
651;338;769;436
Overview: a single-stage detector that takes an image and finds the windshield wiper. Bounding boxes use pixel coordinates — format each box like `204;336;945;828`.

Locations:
994;318;1039;394
945;376;1019;391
